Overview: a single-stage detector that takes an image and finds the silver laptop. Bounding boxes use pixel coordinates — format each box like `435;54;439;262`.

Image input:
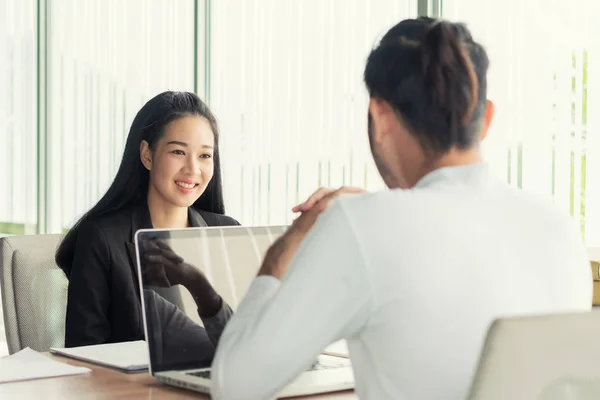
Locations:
134;225;355;398
467;311;600;400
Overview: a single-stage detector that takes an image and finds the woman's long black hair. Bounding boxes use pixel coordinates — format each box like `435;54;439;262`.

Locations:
56;91;225;277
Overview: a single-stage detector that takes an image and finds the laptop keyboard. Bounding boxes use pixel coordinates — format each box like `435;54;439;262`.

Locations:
184;357;348;379
187;370;211;379
309;358;348;370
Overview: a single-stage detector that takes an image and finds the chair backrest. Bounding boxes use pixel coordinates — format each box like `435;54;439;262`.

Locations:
468;310;600;400
0;234;67;354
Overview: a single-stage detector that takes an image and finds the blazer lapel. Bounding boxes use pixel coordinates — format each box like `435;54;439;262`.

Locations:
126;242;138;275
189;207;208;227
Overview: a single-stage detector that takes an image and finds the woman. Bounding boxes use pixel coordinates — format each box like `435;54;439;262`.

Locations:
56;91;239;348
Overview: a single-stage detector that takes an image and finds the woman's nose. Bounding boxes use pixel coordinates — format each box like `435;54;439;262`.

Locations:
184;156;203;175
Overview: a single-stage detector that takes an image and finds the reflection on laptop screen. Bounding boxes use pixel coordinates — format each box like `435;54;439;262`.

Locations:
136;226;287;373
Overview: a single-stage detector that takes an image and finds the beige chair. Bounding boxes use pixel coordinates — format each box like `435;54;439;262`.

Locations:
0;234;67;354
468;310;600;400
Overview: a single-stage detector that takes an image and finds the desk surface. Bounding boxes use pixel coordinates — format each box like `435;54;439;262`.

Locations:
0;353;357;399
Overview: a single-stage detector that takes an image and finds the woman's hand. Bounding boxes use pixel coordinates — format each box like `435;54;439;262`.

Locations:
143;239;222;317
143;239;200;287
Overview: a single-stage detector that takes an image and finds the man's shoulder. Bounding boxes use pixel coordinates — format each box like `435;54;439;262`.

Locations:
505;186;575;229
336;189;425;216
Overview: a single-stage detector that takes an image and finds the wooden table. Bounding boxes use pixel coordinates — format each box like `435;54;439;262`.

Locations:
0;353;357;399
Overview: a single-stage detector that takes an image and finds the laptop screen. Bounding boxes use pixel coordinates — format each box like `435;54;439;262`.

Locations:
135;225;287;373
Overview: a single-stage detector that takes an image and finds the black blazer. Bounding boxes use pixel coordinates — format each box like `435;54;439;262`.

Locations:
64;203;239;347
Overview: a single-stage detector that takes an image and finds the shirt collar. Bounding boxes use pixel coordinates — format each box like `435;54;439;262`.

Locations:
414;162;490;189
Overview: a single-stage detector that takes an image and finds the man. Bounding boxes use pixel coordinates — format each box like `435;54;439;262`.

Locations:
211;17;591;400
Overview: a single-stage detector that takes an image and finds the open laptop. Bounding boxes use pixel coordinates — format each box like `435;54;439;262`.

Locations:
467;311;600;400
134;225;355;398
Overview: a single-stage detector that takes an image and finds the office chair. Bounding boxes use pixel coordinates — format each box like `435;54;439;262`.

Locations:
0;234;67;354
468;310;600;400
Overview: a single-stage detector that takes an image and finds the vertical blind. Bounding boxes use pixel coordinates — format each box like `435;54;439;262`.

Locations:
442;0;600;245
46;0;195;233
211;0;417;226
0;0;37;234
0;0;196;357
2;1;598;236
0;0;38;358
212;0;600;246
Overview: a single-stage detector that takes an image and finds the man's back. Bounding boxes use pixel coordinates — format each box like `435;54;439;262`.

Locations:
210;165;591;400
211;17;593;400
343;163;591;399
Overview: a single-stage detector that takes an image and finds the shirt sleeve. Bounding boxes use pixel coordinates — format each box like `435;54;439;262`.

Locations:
211;202;372;400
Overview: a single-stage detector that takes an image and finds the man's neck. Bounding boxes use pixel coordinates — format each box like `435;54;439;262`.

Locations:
418;147;483;182
433;147;483;168
147;191;189;229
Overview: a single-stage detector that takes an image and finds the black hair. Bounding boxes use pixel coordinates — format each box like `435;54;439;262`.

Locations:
364;17;489;153
56;91;225;277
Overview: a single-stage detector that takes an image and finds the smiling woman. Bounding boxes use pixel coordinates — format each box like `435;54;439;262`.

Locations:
140;115;217;226
54;91;239;348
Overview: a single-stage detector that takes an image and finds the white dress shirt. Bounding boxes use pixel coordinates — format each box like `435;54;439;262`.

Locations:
211;163;592;400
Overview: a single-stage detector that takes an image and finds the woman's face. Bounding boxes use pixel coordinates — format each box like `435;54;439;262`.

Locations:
141;115;215;208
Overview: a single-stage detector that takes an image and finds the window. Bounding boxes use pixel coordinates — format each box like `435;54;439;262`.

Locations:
442;0;600;245
0;0;37;237
0;0;37;357
46;0;196;233
211;0;418;226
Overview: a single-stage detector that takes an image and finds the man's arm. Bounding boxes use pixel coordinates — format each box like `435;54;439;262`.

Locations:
211;203;372;400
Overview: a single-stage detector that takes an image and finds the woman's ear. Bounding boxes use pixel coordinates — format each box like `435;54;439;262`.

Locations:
140;140;153;171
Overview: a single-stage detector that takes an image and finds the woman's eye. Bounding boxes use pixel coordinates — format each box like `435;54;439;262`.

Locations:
200;154;213;159
171;150;185;155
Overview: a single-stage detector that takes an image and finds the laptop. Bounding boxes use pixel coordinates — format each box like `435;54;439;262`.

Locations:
467;311;600;400
134;225;355;398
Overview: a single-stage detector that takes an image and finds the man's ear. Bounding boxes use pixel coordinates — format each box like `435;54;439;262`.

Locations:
479;100;495;141
140;140;153;171
369;98;395;145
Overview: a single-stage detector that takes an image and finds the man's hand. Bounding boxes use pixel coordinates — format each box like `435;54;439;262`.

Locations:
259;186;366;280
290;186;366;236
292;186;366;214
